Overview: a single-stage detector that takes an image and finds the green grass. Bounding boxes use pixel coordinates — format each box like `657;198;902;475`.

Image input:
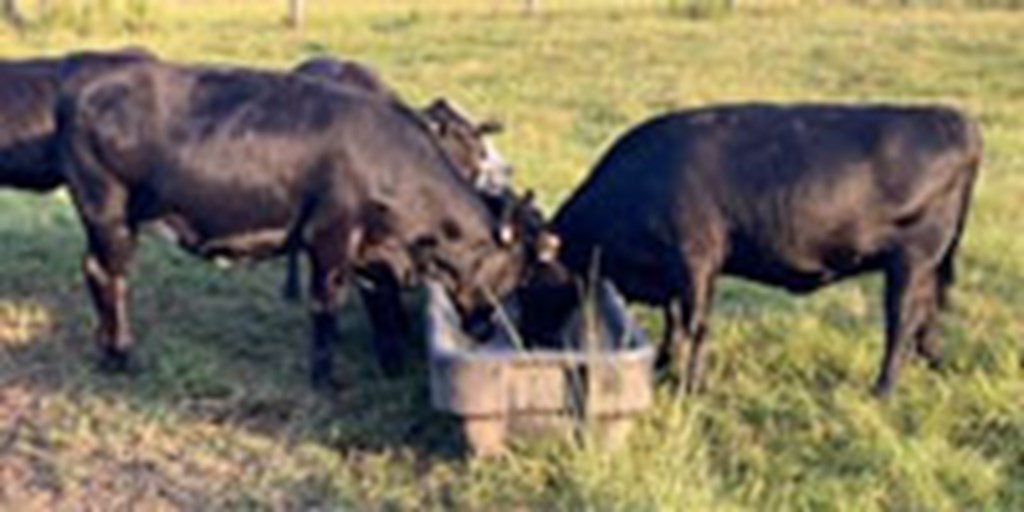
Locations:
1;3;1023;510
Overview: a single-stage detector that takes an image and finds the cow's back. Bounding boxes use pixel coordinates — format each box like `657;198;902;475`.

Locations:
61;61;497;256
552;103;980;300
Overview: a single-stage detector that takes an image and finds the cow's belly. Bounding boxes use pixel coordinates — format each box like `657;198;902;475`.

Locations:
148;214;290;262
723;236;888;294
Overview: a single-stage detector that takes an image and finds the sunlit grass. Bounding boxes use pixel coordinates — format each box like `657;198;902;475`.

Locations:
0;3;1022;510
0;302;52;348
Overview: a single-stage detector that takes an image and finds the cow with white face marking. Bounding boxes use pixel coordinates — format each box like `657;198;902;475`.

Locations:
294;57;513;196
419;98;512;196
288;57;518;305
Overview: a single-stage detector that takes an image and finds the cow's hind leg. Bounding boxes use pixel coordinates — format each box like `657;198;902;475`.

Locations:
875;253;940;397
81;219;138;372
913;297;943;371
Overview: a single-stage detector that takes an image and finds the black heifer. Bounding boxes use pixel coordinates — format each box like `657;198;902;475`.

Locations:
56;61;538;389
287;57;516;303
519;104;981;396
0;48;153;191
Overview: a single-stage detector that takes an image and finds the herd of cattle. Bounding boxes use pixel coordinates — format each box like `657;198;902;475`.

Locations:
0;48;981;397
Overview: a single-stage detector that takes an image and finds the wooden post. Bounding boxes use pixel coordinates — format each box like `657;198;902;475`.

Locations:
524;0;538;15
287;0;305;29
2;0;25;29
36;0;49;23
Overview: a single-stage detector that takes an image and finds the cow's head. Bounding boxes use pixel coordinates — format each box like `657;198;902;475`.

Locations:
423;98;512;196
463;190;564;338
415;190;561;336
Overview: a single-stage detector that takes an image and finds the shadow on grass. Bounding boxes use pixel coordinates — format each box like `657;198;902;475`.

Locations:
0;223;469;464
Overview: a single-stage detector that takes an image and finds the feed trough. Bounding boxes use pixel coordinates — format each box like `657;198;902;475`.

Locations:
425;280;655;456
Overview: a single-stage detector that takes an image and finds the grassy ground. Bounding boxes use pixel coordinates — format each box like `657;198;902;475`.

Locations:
1;3;1022;510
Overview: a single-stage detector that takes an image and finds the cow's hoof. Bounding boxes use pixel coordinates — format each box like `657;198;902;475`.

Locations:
923;357;944;373
281;281;302;302
682;378;704;397
654;365;679;387
378;357;405;379
916;350;944;372
870;381;893;399
653;348;673;372
97;348;139;375
310;373;341;393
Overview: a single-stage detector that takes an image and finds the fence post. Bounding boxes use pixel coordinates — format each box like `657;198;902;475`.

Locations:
287;0;305;29
2;0;25;29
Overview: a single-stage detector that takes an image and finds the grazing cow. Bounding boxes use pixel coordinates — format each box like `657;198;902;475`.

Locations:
56;60;544;389
0;48;154;191
518;103;981;396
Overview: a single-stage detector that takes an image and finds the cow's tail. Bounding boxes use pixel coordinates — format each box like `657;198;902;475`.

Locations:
936;113;983;310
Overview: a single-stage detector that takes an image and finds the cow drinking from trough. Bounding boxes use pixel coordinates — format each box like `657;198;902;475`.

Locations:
518;104;981;396
56;60;542;389
283;56;516;301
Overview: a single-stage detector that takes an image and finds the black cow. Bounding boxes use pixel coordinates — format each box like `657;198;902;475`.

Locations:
0;48;154;191
56;60;543;389
286;57;515;301
519;104;982;396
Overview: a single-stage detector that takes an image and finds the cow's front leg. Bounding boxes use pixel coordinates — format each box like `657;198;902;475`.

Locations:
82;223;137;373
282;250;303;301
681;280;715;395
913;300;943;371
671;255;718;395
657;300;684;374
306;223;355;391
358;268;410;378
308;262;348;391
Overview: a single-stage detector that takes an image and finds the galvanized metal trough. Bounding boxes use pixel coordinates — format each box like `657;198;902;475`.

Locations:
425;280;655;456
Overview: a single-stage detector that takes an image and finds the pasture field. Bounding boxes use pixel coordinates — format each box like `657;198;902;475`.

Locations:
1;2;1022;510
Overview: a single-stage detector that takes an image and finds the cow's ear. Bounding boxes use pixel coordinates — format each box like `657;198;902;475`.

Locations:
476;119;504;136
537;232;561;263
512;190;537;224
519;189;536;208
498;223;517;246
423;101;450;137
426;97;452;113
496;195;519;246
